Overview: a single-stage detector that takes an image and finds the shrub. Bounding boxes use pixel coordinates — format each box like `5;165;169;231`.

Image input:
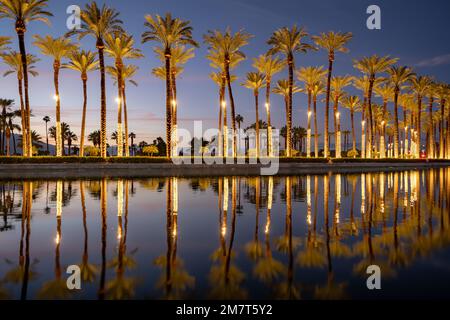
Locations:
84;146;100;156
142;145;159;156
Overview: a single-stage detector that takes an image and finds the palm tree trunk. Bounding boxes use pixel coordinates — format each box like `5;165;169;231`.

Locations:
80;77;88;157
221;76;227;157
266;77;272;157
286;56;294;157
367;78;375;158
254;91;260;158
217;80;223;157
307;90;311;158
313;95;319;158
17;76;26;156
428;97;434;157
54;60;62;157
45;122;49;154
439;99;445;159
417;96;422;158
122;84;129;157
16;25;32;158
225;58;237;157
393;89;400;158
97;42;107;158
116;61;124;157
324;54;334;158
171;72;177;157
164;51;173;158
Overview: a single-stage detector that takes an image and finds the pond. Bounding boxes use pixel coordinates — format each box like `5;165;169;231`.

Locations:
0;169;449;299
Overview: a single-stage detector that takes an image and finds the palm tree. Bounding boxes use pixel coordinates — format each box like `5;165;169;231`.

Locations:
33;35;76;156
1;51;39;156
235;114;243;152
152;45;194;157
434;84;449;159
207;50;242;157
354;55;397;158
6;109;21;154
387;66;415;158
0;99;13;155
128;132;136;156
297;66;327;157
0;0;52;157
204;28;251;157
311;82;326;157
268;26;315;157
42;115;50;153
426;83;437;157
330;75;353;158
64;50;98;157
409;75;432;158
105;32;143;157
88;130;101;148
107;63;139;157
272;79;302;155
68;1;124;158
18;129;41;154
341;96;361;157
242;72;265;157
374;85;394;158
65;131;77;155
253;54;284;156
143;13;198;158
312;31;352;158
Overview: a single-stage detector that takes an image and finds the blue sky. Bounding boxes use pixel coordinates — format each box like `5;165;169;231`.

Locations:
1;0;449;146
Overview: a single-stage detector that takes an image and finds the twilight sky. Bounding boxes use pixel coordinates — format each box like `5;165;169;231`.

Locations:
1;0;449;147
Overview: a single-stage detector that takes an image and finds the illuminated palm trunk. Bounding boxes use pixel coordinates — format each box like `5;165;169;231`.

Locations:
306;90;312;158
224;57;237;157
97;40;108;158
336;109;341;159
79;75;88;157
53;60;62;157
428;96;435;158
265;77;273;157
393;90;400;158
164;50;173;159
254;89;260;158
313;94;319;158
361;120;366;159
122;84;130;157
222;100;228;157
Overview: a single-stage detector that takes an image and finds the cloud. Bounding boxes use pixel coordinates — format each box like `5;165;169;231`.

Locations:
416;54;450;67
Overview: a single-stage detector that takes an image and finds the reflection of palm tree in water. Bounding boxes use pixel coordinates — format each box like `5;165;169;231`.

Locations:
98;178;108;300
245;177;262;260
38;194;70;299
106;180;137;299
3;182;36;300
155;177;194;299
79;181;98;284
209;177;247;299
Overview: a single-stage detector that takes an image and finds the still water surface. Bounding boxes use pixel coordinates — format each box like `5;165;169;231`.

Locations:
1;169;449;299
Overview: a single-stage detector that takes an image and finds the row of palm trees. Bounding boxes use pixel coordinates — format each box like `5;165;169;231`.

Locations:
0;0;449;159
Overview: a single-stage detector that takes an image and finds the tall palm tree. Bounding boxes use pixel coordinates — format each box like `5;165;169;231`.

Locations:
68;1;124;158
153;45;194;157
374;84;394;158
330;75;353;158
0;0;52;157
2;51;39;155
0;99;13;155
268;26;315;157
33;35;76;156
272;79;301;156
409;75;432;158
311;82;326;157
297;66;327;157
426;83;437;157
354;55;397;158
107;64;139;157
207;50;243;157
242;72;265;157
64;50;98;157
204;28;251;157
387;66;415;158
341;96;361;157
42;115;50;153
105;32;143;157
253;54;284;156
433;84;449;159
312;31;352;158
143;13;198;158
